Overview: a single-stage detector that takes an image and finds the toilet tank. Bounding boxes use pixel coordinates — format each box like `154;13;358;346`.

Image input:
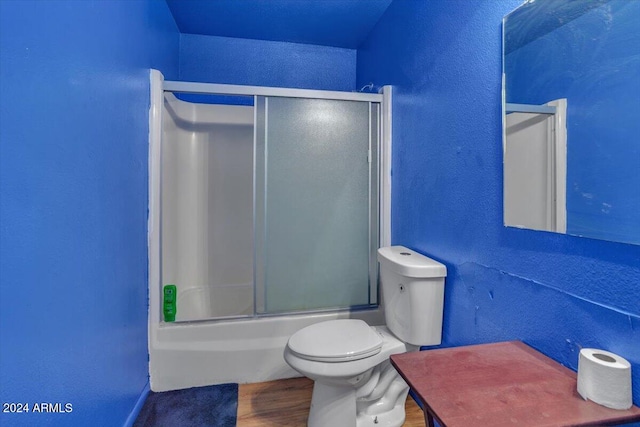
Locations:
377;246;446;346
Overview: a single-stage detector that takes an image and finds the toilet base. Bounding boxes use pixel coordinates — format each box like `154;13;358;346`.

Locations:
308;381;357;427
356;401;407;427
356;362;409;427
306;361;409;427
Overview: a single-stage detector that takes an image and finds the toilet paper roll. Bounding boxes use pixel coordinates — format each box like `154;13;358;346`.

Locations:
577;348;632;410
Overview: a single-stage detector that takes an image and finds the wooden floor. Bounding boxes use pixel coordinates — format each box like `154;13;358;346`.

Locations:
237;377;426;427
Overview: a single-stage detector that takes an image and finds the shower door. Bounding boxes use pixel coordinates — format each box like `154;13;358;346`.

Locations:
255;97;379;314
160;86;380;322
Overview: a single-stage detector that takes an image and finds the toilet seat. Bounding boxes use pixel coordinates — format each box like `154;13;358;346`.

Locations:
287;319;383;363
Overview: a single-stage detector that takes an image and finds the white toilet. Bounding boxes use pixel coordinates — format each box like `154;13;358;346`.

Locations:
284;245;447;427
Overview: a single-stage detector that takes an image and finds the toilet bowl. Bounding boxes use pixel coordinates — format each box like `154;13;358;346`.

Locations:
284;320;412;427
284;246;447;427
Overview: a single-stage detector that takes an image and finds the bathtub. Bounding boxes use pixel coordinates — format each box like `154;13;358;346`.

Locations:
149;308;383;392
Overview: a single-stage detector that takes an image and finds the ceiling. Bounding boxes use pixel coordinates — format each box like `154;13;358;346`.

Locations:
165;0;394;49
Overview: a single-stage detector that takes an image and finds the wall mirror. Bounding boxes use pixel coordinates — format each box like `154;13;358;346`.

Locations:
502;0;640;245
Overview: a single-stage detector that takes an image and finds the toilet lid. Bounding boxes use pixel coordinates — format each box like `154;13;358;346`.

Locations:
288;319;383;362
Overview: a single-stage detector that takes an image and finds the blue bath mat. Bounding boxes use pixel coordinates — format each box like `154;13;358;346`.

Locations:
134;383;238;427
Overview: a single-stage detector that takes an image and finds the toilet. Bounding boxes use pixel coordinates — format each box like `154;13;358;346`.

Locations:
284;246;447;427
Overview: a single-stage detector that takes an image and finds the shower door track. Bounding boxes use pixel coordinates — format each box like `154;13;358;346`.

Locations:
163;80;383;102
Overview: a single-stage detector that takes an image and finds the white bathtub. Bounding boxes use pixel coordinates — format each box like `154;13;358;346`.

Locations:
149;308;383;392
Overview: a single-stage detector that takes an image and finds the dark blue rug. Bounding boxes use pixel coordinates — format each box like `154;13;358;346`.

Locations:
134;383;238;427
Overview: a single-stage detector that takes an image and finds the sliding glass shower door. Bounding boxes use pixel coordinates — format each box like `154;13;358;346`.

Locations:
255;97;379;314
160;87;380;322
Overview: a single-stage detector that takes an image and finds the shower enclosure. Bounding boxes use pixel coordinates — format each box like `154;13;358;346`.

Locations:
148;70;392;391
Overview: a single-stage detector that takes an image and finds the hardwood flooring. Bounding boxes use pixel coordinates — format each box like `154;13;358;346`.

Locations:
237;377;425;427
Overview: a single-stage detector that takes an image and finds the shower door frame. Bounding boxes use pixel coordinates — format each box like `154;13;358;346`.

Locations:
149;69;393;326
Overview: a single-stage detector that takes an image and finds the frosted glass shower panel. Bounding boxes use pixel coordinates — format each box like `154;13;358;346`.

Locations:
258;97;376;313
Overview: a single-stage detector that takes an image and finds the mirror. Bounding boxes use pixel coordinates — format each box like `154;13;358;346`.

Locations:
502;0;640;245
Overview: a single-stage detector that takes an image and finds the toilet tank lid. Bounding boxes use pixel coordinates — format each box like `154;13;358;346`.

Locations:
377;246;447;278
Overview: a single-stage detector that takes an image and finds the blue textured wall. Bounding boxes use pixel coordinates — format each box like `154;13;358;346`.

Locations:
0;1;178;426
166;0;392;48
179;34;357;91
506;0;640;244
357;0;640;406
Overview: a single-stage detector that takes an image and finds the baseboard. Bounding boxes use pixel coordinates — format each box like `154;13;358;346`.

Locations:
123;381;151;427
